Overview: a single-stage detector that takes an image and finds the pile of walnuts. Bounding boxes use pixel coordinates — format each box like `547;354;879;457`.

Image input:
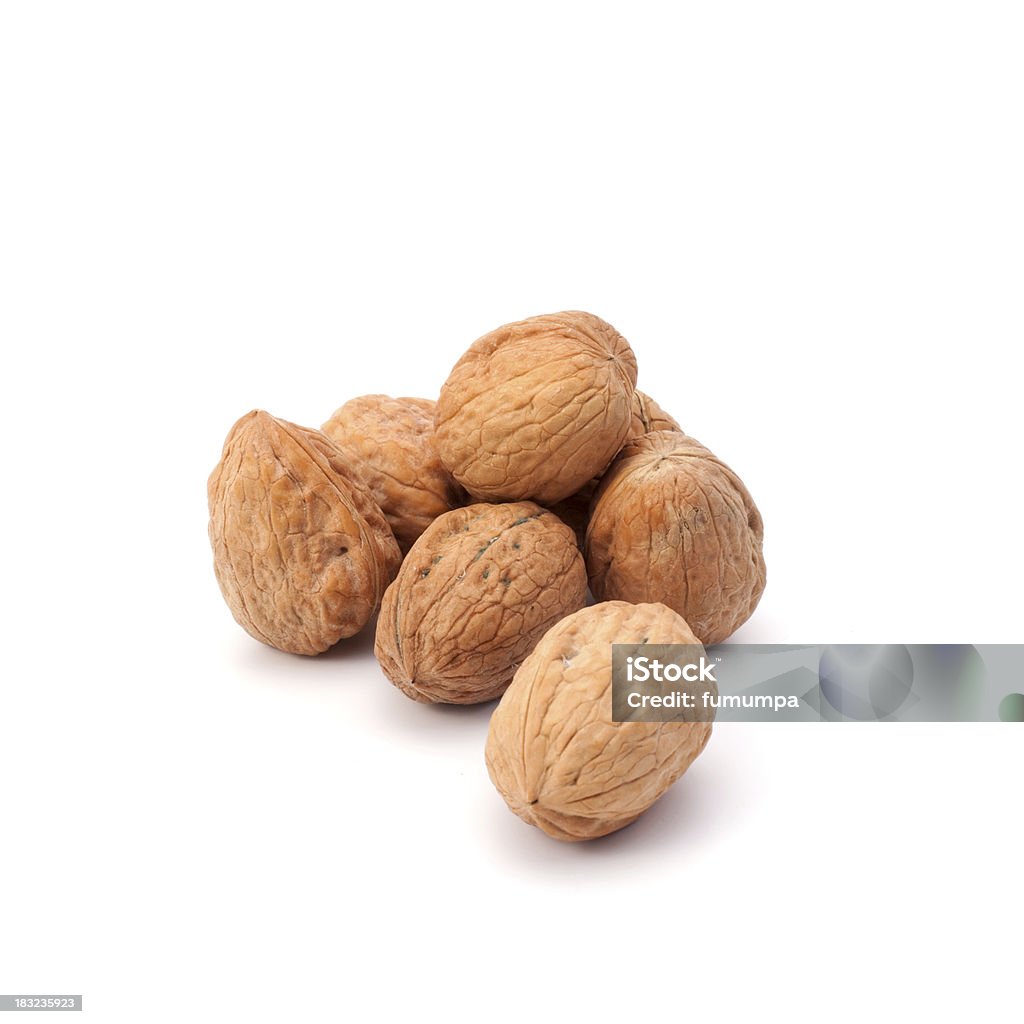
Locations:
208;311;766;841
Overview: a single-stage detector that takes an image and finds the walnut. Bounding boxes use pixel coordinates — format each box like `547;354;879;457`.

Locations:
434;311;638;504
485;601;713;841
629;389;681;438
585;431;765;644
208;410;401;655
321;394;464;554
374;501;587;704
547;390;682;547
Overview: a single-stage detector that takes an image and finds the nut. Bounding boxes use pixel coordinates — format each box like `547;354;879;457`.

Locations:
322;394;464;554
434;311;638;504
485;601;713;841
208;410;402;655
630;389;682;438
374;501;587;704
585;430;765;644
547;390;682;546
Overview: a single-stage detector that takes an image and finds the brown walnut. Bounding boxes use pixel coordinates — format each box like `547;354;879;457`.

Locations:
547;389;682;547
374;501;587;704
434;311;638;505
629;389;682;438
322;395;464;554
485;601;713;841
208;410;401;655
585;431;765;645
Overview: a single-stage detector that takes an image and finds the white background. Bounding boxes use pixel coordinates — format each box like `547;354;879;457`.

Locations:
1;3;1021;1022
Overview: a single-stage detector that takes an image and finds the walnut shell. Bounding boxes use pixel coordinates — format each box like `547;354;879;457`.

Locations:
486;601;713;841
434;311;638;505
585;431;765;645
547;390;682;547
374;501;587;704
630;389;682;438
321;395;464;554
208;410;402;655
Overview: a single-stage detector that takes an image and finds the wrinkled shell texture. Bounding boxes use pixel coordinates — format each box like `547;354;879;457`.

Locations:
486;601;713;842
208;411;402;655
434;311;638;505
586;431;766;645
375;501;587;704
630;389;682;438
547;390;682;547
321;395;464;554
